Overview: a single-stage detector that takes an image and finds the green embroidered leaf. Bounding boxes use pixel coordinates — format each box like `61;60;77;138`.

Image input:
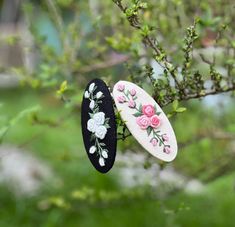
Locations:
99;143;106;146
89;113;93;118
156;112;161;116
138;103;143;112
133;112;142;117
90;134;96;141
105;118;110;124
154;105;157;112
105;124;111;129
146;126;152;136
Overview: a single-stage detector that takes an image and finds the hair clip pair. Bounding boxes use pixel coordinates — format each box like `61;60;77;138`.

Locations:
81;79;177;173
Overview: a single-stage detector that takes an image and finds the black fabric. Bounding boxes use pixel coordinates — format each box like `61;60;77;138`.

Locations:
81;79;117;173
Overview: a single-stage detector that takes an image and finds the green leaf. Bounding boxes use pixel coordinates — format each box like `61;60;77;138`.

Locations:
105;124;111;129
133;112;142;117
0;105;41;143
56;80;68;95
176;107;187;113
138;103;143;112
105;118;110;124
172;100;179;111
146;127;152;136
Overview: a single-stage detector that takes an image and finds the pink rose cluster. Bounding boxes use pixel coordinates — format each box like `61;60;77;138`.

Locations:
136;104;160;129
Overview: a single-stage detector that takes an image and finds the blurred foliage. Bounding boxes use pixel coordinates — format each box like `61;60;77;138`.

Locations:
0;0;235;226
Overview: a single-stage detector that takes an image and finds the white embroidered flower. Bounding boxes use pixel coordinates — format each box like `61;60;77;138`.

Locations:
84;91;90;98
96;91;103;99
99;157;105;166
89;83;95;93
87;119;97;133
93;112;105;125
89;146;96;154
95;125;107;139
101;150;108;159
89;100;95;109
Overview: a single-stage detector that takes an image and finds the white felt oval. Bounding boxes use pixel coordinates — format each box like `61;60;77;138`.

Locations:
113;81;177;162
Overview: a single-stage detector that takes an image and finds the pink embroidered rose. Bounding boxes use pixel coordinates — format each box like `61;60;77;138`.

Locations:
162;135;169;142
150;115;161;128
136;115;150;129
117;96;126;103
117;83;125;91
129;89;136;96
151;138;158;146
164;147;171;154
142;104;155;117
128;99;136;108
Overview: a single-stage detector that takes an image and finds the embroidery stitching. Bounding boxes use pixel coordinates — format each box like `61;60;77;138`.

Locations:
116;83;171;154
85;82;110;166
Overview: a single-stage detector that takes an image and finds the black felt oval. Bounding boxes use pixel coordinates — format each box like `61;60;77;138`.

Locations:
81;79;117;173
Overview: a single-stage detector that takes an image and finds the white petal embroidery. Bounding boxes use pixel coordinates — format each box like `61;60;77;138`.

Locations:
95;126;107;140
87;119;97;133
89;146;96;154
89;83;95;93
84;91;90;98
101;150;108;159
99;157;105;166
89;100;95;109
93;112;105;125
85;85;110;165
96;91;103;99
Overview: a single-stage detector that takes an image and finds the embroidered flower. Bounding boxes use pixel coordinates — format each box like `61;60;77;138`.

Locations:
128;99;136;108
142;104;155;117
87;119;97;133
164;147;171;154
84;91;90;98
116;84;171;154
89;146;96;154
89;100;95;109
93;112;105;125
101;150;108;159
89;83;95;93
130;89;136;96
85;83;110;167
151;138;158;146
136;115;150;129
99;157;105;166
117;96;126;103
162;135;169;142
95;125;107;140
117;83;125;91
96;91;103;99
150;115;161;128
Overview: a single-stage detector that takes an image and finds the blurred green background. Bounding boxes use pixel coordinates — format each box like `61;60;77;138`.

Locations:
0;0;235;226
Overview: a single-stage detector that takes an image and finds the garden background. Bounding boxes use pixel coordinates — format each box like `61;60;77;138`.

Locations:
0;0;235;226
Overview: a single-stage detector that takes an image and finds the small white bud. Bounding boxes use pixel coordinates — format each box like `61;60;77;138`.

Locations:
89;146;96;154
101;150;108;159
96;91;103;99
99;157;105;166
89;100;95;109
89;83;95;93
84;91;90;98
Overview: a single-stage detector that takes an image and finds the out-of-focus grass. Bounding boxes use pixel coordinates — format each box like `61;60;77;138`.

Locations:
0;88;235;227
